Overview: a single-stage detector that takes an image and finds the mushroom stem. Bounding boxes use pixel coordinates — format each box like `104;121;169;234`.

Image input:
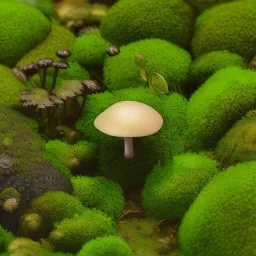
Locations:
50;67;58;93
79;94;87;116
40;68;47;89
124;137;134;159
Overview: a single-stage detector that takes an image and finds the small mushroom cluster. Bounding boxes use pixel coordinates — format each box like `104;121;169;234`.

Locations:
15;49;102;135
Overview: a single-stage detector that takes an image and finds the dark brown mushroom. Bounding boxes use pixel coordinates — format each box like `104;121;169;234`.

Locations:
50;62;70;93
22;63;39;76
56;49;71;61
36;58;54;89
106;45;120;56
12;68;28;83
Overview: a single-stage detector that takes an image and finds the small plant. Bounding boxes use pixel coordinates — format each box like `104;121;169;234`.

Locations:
135;53;170;95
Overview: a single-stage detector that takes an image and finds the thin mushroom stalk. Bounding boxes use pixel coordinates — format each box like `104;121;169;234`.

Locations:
124;137;134;159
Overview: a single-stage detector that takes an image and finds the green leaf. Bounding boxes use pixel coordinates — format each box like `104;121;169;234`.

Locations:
149;72;169;95
135;53;147;69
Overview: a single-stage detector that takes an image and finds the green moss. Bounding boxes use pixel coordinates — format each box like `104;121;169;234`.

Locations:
103;39;191;91
100;0;195;48
0;2;51;67
179;161;256;256
76;87;188;188
0;225;14;252
192;0;256;59
185;0;240;13
0;188;20;206
49;209;117;253
45;140;97;171
71;176;124;220
186;67;256;151
17;24;75;68
0;65;26;109
71;34;110;69
77;236;133;256
142;153;220;220
189;50;245;89
214;110;256;167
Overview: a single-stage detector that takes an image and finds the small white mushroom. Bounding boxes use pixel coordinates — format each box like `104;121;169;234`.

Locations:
94;101;163;159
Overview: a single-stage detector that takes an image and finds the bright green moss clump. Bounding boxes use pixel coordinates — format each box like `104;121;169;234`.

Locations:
20;191;85;238
77;236;133;256
17;24;75;67
192;1;256;59
103;39;191;91
214;110;256;167
100;0;195;48
71;176;124;220
189;50;245;89
0;65;26;109
187;67;256;151
49;209;116;253
76;87;188;187
142;153;220;220
179;161;256;256
0;2;51;67
0;225;13;252
71;34;110;69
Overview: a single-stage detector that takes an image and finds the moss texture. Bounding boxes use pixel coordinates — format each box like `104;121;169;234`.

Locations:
77;236;133;256
0;225;13;252
76;87;188;188
71;34;110;69
186;67;256;151
100;0;195;48
188;50;245;89
71;176;124;220
0;65;26;109
0;106;72;232
142;153;220;220
192;0;256;59
49;209;117;253
179;161;256;256
0;2;51;67
17;24;75;68
103;39;191;91
214;110;256;167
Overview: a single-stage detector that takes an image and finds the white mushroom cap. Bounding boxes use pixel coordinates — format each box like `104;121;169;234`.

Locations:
94;101;163;137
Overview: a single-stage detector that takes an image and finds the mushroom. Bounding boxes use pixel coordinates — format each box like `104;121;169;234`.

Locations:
94;101;163;159
36;58;54;89
56;49;71;61
22;63;39;77
50;61;70;93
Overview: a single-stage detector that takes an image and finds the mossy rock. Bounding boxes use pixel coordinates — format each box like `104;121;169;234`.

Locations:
191;0;256;60
17;24;75;68
186;67;256;151
103;39;191;91
100;0;195;48
214;110;256;167
0;106;72;232
0;2;51;67
0;65;26;109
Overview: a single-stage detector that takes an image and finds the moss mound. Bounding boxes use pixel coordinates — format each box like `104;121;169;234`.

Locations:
71;176;124;220
103;39;191;91
0;65;26;109
186;67;256;151
0;106;72;232
100;0;195;48
49;209;116;253
77;236;133;256
76;87;188;188
214;110;256;167
192;0;256;59
188;50;245;89
0;225;13;252
17;24;75;67
71;34;110;69
179;161;256;256
142;153;220;220
0;2;51;67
